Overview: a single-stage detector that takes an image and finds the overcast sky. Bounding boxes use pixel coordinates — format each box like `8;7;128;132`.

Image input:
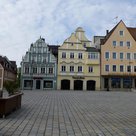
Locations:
0;0;136;66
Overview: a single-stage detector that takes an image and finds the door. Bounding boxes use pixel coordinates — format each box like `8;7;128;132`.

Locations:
36;80;41;89
87;80;96;90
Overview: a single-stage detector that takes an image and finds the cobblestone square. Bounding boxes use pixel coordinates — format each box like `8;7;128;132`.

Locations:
1;90;136;136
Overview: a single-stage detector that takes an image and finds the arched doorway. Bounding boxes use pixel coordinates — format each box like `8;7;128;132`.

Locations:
87;80;96;90
61;79;70;90
74;80;83;90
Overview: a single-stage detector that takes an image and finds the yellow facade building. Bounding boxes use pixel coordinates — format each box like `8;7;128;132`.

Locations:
57;27;100;90
101;20;136;90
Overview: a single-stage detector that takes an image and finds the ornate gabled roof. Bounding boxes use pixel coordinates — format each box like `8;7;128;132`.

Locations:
64;33;81;44
33;37;47;47
75;27;85;32
75;27;91;42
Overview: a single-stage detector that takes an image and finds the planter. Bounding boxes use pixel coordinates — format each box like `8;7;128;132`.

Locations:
0;92;23;118
0;90;3;98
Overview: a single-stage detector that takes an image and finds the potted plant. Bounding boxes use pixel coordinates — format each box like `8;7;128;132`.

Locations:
3;80;19;96
0;80;23;118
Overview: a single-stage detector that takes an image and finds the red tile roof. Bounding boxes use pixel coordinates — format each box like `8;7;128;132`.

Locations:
101;20;136;45
127;27;136;41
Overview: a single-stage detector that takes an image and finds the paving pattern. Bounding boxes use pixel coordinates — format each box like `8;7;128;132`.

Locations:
1;90;136;136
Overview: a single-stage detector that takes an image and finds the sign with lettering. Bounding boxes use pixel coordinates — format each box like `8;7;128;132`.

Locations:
72;76;85;79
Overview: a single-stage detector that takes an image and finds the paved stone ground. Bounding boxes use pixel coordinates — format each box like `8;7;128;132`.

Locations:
1;90;136;136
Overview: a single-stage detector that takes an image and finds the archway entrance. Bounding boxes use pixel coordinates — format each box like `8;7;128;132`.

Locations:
61;80;70;90
74;80;83;90
87;80;96;90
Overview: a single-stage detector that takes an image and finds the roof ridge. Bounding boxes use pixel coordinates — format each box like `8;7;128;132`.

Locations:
101;20;124;45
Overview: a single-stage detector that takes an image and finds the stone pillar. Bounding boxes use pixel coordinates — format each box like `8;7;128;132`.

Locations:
70;79;74;90
33;80;35;90
121;78;123;89
83;80;86;91
41;80;43;90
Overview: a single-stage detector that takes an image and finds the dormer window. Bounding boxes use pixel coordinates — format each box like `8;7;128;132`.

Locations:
83;43;86;47
119;31;124;36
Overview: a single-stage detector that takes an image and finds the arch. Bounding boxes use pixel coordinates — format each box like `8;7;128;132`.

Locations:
61;79;70;90
87;80;96;91
74;80;83;90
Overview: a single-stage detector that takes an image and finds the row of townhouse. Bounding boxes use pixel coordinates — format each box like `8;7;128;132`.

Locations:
0;56;17;91
20;20;136;91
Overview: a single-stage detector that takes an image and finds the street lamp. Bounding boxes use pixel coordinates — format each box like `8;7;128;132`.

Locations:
129;59;133;91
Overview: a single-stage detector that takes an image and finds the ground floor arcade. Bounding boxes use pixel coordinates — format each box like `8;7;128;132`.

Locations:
57;76;100;90
21;77;57;90
101;76;136;90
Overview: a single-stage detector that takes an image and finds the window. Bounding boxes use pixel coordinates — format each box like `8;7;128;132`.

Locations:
127;66;131;72
134;66;136;72
61;66;66;72
120;65;124;72
49;67;53;74
120;31;124;36
41;67;45;74
105;52;109;59
33;48;36;52
70;66;74;72
127;41;130;47
71;43;74;46
38;54;41;62
38;47;41;53
62;52;66;58
105;65;109;72
24;80;33;88
70;53;74;59
134;53;136;60
113;65;116;72
83;43;86;47
88;66;93;73
25;67;29;74
111;78;121;88
43;58;46;63
123;78;132;88
127;53;131;60
88;53;98;59
120;41;123;46
78;53;82;59
113;52;117;59
33;67;37;74
78;66;82;72
120;53;123;59
43;47;46;52
113;41;116;46
43;81;53;88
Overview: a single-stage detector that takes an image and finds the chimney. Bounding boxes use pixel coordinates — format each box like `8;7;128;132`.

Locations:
106;30;109;35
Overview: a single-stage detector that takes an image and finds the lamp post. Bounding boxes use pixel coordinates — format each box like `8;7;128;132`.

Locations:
30;59;34;90
129;59;133;91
